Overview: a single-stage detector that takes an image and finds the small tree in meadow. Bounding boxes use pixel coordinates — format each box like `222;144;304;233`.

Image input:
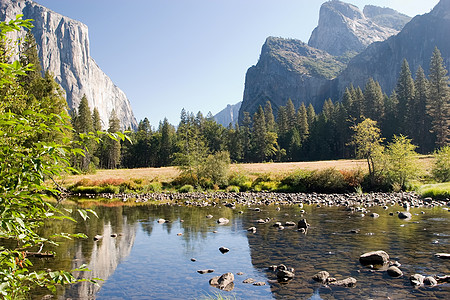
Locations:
432;145;450;182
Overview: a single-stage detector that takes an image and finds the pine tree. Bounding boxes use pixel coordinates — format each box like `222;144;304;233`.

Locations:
395;59;415;135
158;118;175;166
285;99;296;128
105;109;121;169
241;112;252;162
92;107;102;132
74;95;94;171
414;66;434;152
264;101;276;132
252;106;268;162
296;102;309;142
427;47;450;148
383;91;399;140
307;103;316;128
364;78;385;122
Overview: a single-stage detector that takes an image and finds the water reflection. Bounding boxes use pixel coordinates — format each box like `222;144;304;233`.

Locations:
33;202;449;299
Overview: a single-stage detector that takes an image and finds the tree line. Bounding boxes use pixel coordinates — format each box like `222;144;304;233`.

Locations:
73;47;448;171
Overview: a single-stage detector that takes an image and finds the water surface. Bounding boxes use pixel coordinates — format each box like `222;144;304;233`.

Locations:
32;202;450;299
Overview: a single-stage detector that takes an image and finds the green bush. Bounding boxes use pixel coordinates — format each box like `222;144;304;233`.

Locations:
179;184;195;193
432;146;450;182
226;185;240;193
308;168;347;193
280;170;311;192
418;182;450;199
145;182;163;192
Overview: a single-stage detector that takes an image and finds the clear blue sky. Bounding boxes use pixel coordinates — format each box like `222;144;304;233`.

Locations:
36;0;439;127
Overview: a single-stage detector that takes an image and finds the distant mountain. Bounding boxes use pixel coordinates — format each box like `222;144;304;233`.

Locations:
214;101;242;127
336;0;450;95
239;0;448;123
308;0;408;56
0;0;138;130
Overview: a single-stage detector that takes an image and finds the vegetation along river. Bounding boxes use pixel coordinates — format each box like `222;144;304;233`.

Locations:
33;198;450;299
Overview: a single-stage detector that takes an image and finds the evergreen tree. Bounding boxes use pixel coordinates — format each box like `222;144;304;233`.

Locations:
427;47;450;148
252;106;268;162
92;107;102;132
364;78;385;122
105;109;121;169
296;102;309;142
74;95;94;171
395;59;415;135
241;112;252;162
383;91;399;140
352;87;365;122
264;101;276;132
413;66;434;152
158;118;175;166
285;98;296;129
307;103;316;127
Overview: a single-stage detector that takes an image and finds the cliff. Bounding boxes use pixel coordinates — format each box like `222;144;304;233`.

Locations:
0;0;138;130
214;101;241;127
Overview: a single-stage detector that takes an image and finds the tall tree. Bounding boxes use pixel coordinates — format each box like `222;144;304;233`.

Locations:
74;95;94;171
105;109;121;169
395;59;415;134
413;66;433;152
364;78;385;122
427;47;450;148
264;101;276;132
296;102;309;142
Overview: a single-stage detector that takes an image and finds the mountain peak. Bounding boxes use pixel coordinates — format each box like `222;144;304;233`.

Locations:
308;0;408;56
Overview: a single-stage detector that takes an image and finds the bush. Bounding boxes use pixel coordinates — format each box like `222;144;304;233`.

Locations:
179;184;194;193
432;146;450;182
280;170;311;192
228;172;251;191
308;168;347;193
144;182;163;192
226;185;240;193
340;169;365;188
418;182;450;199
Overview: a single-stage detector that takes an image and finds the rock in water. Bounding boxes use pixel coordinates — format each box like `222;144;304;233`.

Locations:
209;273;235;291
424;276;438;286
219;247;230;254
398;211;412;219
359;250;390;266
329;277;357;287
298;219;310;230
410;274;425;287
387;266;403;277
217;218;229;224
312;271;330;283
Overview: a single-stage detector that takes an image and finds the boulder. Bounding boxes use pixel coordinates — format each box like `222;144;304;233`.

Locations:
424;276;438;286
329;277;357;287
217;218;229;224
359;250;390;266
219;247;230;254
435;253;450;259
243;278;255;284
387;266;403;277
298;219;310;230
398;211;412;219
410;274;425;286
312;271;330;283
197;269;214;274
210;272;235;291
253;282;266;286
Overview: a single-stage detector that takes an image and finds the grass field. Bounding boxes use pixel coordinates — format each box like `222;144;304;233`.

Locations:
61;156;434;187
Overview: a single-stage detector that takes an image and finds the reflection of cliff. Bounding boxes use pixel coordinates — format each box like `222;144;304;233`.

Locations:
62;216;138;299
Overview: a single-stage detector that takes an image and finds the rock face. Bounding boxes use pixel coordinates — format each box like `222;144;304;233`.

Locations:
239;37;343;122
0;0;138;130
335;0;450;99
239;1;411;122
213;101;241;127
308;0;403;56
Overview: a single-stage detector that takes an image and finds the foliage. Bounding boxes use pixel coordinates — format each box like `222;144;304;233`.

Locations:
308;168;347;193
179;184;194;193
280;170;311;192
418;182;450;199
432;145;450;182
384;135;420;189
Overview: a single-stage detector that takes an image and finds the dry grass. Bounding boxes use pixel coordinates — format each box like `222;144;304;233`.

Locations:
60;156;434;187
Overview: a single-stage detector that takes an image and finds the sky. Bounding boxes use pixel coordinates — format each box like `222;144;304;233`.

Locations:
35;0;440;127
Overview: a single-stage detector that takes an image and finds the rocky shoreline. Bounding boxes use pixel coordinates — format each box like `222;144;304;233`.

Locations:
78;191;450;208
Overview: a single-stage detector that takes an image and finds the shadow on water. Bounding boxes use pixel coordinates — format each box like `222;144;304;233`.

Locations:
29;200;449;299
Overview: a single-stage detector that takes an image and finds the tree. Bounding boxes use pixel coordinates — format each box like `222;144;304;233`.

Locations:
296;102;309;142
0;16;99;299
104;109;121;169
432;145;450;182
73;95;94;171
395;59;415;134
364;78;385;122
413;66;433;152
385;135;419;190
427;47;450;148
264;101;276;132
158;118;175;166
350;118;385;184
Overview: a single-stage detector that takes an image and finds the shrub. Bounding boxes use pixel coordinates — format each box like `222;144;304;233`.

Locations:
308;168;347;193
432;146;450;182
340;169;365;188
418;182;450;199
145;182;163;193
179;184;194;193
280;170;311;192
226;186;240;193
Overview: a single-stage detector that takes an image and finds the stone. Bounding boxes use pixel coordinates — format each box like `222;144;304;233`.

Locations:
209;272;235;291
298;219;310;230
243;278;255;284
190;258;197;262
329;277;357;287
247;227;257;233
435;253;450;259
219;246;230;254
0;0;137;130
398;211;412;219
423;276;438;286
410;274;425;286
359;250;390;266
157;219;166;224
236;272;244;276
312;271;330;283
197;269;214;274
387;266;403;277
93;235;103;241
206;215;213;219
217;218;229;224
370;213;380;218
253;282;266;286
284;221;296;226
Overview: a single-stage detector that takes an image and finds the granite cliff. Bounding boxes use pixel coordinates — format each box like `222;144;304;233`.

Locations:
0;0;138;130
214;101;241;127
239;1;409;122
